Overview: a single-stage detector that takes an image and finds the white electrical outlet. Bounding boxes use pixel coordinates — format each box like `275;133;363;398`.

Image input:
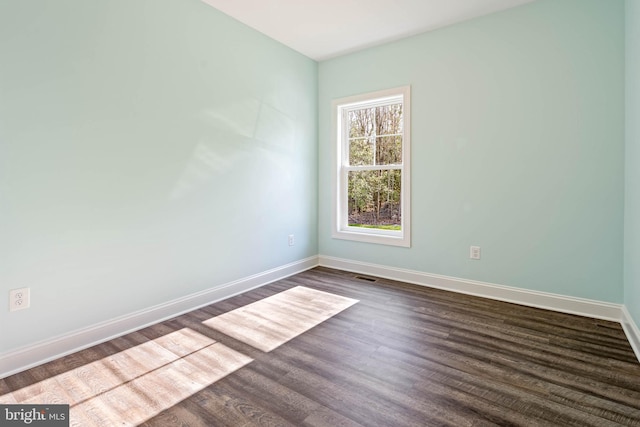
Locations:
9;287;30;312
470;246;481;260
288;234;295;246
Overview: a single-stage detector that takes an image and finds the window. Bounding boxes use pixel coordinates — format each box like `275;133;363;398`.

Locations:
332;86;411;247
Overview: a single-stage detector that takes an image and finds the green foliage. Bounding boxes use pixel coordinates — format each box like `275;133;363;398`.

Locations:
350;224;402;231
346;103;403;227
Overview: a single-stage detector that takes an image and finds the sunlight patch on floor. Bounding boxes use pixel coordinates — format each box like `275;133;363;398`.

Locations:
0;286;359;425
203;286;359;352
0;328;253;426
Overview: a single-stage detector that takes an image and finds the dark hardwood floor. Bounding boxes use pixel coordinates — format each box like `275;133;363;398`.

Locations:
2;267;640;426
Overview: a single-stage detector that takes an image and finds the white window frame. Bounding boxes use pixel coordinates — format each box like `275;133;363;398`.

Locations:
331;86;411;247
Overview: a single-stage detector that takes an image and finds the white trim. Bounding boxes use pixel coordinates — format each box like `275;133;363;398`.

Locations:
318;255;624;322
0;256;319;379
621;306;640;363
331;85;411;248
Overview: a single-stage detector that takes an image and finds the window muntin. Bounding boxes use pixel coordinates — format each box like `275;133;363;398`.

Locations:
332;86;410;247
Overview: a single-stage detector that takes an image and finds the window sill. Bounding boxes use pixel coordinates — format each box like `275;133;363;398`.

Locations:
331;228;410;247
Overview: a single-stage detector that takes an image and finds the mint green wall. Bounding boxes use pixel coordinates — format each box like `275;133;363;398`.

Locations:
0;0;629;356
319;0;625;302
0;0;317;352
626;0;640;326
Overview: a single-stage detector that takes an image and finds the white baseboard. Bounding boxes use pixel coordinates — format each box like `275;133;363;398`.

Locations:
3;255;637;378
621;306;640;363
318;255;624;322
0;256;319;379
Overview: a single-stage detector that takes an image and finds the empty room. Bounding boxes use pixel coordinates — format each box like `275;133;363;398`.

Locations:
1;0;639;425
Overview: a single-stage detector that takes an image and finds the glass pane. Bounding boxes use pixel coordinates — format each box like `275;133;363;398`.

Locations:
375;103;403;136
349;137;373;166
375;136;402;165
347;169;401;230
349;108;374;138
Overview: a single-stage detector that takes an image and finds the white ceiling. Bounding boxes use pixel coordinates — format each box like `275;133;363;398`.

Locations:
201;0;536;61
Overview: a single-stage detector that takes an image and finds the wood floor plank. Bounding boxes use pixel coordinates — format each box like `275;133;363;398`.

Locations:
2;267;639;426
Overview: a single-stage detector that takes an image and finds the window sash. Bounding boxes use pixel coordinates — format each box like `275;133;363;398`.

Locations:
332;86;410;247
343;165;402;172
